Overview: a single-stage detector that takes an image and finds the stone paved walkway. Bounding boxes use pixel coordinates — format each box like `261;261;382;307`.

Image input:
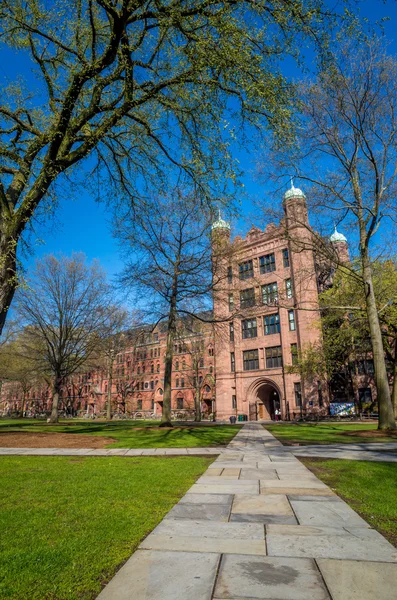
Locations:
2;440;397;461
289;443;397;462
0;447;219;456
95;423;397;599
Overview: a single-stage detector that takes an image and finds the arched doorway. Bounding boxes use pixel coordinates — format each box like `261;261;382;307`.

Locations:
257;383;280;420
247;379;281;421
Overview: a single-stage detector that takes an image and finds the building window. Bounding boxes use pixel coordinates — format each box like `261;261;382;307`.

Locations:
150;380;154;390
154;333;159;342
209;365;213;374
151;399;155;410
181;378;185;388
288;310;296;331
199;375;203;385
176;397;184;409
158;388;163;395
286;278;293;299
144;381;149;389
176;378;179;388
265;346;283;368
264;313;280;335
240;287;256;309
243;349;259;371
151;363;154;373
357;360;375;375
227;266;233;283
294;382;302;407
259;253;276;274
232;395;237;409
137;399;143;410
208;347;214;356
199;358;204;367
229;293;234;312
157;363;160;373
175;360;179;370
291;343;298;365
204;385;211;393
231;352;235;372
242;318;257;339
283;248;290;268
229;321;234;342
262;282;278;305
239;260;254;280
141;382;144;390
359;387;372;404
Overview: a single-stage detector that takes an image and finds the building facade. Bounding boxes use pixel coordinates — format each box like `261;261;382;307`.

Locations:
1;185;357;421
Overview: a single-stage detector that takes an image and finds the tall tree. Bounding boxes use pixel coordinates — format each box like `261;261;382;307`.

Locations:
16;253;116;422
0;0;347;335
267;38;397;429
118;193;224;426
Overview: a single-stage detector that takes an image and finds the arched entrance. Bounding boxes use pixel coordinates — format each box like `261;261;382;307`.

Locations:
247;379;282;421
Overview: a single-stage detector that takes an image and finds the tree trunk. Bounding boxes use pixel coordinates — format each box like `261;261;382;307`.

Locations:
0;239;17;338
194;384;201;422
161;284;178;427
49;377;61;423
362;258;396;430
392;339;397;420
107;361;113;420
20;391;25;417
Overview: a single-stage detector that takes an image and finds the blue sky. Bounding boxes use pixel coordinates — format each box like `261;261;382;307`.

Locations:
1;0;397;285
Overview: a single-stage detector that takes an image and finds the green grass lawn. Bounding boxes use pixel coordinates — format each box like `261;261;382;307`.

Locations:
266;422;397;445
0;419;241;448
0;455;212;600
302;458;397;547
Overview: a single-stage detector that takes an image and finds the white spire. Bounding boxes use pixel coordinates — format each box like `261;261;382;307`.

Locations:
284;179;306;200
212;208;231;231
330;226;347;243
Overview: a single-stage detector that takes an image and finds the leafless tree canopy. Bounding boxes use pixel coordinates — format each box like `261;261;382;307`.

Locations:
16;253;121;420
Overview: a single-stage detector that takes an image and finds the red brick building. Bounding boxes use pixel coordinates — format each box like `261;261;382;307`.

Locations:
1;184;358;421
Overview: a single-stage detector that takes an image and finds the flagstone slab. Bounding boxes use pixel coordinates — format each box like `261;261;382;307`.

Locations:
206;468;224;476
230;514;298;524
266;530;397;562
240;469;279;480
261;481;328;493
287;494;343;503
317;558;397;600
261;487;335;497
167;503;230;522
152;518;265;540
96;549;220;600
179;493;233;505
190;483;259;495
212;462;246;468
222;468;241;476
232;495;292;516
266;525;377;538
290;500;370;528
198;477;259;485
213;555;330;600
140;534;268;556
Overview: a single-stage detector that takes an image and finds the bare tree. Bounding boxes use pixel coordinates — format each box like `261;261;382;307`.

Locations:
16;253;116;422
118;193;229;426
0;0;344;336
265;38;397;430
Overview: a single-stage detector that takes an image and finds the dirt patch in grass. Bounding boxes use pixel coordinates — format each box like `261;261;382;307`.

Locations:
0;432;115;448
341;429;397;439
